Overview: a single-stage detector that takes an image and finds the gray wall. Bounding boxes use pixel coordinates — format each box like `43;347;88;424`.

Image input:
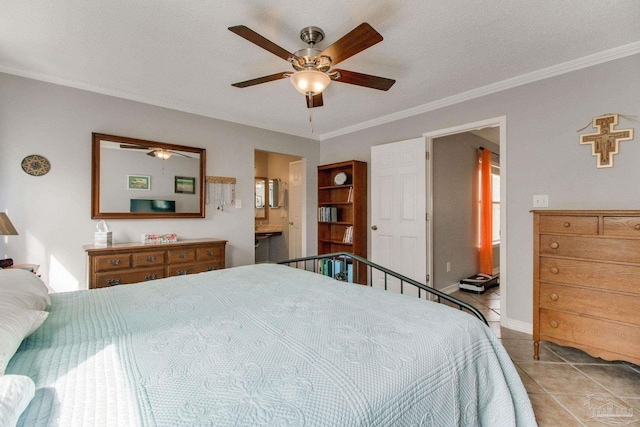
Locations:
0;73;320;291
320;53;640;329
432;132;500;290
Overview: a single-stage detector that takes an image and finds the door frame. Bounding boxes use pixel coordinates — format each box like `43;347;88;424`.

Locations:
424;116;507;325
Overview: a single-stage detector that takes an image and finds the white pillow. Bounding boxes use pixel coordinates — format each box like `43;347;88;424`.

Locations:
0;302;48;375
0;375;35;427
0;269;50;310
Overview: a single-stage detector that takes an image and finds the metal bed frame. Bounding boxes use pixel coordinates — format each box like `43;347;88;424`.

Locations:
278;252;488;325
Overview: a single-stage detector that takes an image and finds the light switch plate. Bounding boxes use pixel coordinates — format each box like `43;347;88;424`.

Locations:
235;199;242;209
533;195;548;208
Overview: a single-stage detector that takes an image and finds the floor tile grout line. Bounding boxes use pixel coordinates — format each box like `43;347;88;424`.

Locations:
547;394;588;427
572;365;640;403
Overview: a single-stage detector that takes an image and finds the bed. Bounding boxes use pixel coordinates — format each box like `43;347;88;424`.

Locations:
3;257;536;426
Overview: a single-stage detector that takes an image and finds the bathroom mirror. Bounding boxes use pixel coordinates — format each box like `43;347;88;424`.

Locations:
91;133;206;219
255;177;268;220
269;179;281;208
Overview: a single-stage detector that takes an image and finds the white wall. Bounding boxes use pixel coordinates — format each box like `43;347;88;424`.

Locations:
0;73;320;291
320;54;640;327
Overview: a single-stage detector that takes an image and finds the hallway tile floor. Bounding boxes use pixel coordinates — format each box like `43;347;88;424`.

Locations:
449;286;640;426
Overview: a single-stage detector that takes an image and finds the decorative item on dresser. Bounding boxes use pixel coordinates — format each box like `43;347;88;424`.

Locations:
83;238;226;289
317;160;367;284
532;210;640;365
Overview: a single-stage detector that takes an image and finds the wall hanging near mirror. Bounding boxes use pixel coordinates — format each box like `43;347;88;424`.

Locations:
206;176;236;212
21;154;51;176
579;114;634;168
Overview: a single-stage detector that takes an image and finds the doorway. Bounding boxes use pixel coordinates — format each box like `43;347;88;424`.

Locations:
425;116;507;325
254;150;303;263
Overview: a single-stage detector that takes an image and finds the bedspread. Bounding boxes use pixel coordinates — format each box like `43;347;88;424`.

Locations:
7;263;536;426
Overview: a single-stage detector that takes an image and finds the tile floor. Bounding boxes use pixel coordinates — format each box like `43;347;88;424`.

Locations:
449;286;640;427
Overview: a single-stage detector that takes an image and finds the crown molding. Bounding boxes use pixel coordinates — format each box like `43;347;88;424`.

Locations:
318;41;640;141
0;65;320;141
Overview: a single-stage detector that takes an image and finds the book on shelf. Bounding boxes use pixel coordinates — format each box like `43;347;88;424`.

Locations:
342;225;353;243
318;206;338;222
318;258;353;282
346;186;353;203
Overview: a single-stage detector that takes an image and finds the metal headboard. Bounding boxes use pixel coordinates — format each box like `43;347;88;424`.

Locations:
278;252;488;325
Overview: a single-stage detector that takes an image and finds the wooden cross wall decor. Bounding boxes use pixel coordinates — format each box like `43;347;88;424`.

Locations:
580;114;634;168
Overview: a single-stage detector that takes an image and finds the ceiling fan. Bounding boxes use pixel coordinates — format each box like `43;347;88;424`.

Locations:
229;23;395;108
119;144;195;160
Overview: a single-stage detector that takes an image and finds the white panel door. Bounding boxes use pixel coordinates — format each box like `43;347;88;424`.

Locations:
371;138;427;296
288;160;303;260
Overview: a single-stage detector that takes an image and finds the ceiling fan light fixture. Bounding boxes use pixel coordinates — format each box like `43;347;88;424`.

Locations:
155;149;172;160
290;70;330;96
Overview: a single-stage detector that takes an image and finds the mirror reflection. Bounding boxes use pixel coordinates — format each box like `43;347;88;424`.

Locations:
269;179;281;208
91;133;206;219
255;177;268;220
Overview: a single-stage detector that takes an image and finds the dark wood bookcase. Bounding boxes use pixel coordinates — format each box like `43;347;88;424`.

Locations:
317;160;367;284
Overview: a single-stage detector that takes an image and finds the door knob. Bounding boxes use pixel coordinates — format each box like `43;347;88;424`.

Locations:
371;225;378;230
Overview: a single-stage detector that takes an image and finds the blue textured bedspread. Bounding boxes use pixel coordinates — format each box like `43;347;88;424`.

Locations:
8;264;536;426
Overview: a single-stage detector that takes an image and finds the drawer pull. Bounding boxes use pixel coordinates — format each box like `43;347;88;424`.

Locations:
106;278;121;286
635;224;640;230
549;267;559;274
144;274;156;281
550;242;559;249
563;222;570;227
145;256;156;262
550;293;559;301
206;266;215;271
109;259;121;266
206;250;214;256
549;320;559;328
178;253;188;259
177;269;188;275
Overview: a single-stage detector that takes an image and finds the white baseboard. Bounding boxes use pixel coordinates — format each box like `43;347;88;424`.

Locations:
501;317;532;335
438;282;460;295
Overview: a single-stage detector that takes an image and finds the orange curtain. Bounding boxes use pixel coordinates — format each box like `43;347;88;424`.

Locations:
479;149;493;275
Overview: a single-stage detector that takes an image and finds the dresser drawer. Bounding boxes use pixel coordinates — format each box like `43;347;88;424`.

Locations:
540;234;640;263
603;216;640;237
167;248;196;264
539;309;640;361
94;267;165;288
168;262;220;277
132;251;165;267
196;245;223;261
539;257;640;295
538;215;598;235
539;283;640;325
94;254;131;272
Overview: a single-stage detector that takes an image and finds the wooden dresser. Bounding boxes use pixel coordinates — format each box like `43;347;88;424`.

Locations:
533;210;640;365
84;238;226;289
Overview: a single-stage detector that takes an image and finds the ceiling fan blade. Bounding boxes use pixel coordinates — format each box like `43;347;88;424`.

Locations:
331;69;395;91
231;72;290;88
319;23;383;66
228;25;294;62
306;93;324;109
173;152;195;159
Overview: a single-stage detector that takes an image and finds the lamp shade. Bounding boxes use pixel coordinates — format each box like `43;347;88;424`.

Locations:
290;70;331;96
0;213;18;236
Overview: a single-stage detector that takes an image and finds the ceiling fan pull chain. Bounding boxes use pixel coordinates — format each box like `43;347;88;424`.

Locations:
308;93;314;134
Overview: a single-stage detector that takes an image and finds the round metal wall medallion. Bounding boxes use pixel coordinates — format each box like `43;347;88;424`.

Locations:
21;155;51;176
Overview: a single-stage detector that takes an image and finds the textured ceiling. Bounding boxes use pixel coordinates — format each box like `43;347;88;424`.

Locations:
1;1;639;140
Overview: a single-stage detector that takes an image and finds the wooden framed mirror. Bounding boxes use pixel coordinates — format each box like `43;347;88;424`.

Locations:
91;133;206;219
254;177;268;220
